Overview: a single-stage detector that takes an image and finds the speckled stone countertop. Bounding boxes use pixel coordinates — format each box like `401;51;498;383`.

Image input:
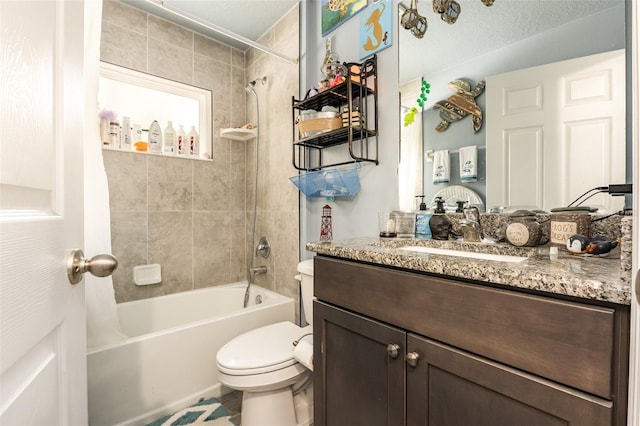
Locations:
307;236;631;305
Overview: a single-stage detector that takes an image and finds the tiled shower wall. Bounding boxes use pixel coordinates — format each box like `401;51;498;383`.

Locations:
100;0;300;311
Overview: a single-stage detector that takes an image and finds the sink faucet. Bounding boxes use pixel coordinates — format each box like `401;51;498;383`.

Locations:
460;205;483;242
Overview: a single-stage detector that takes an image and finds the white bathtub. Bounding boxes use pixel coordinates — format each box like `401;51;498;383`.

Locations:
87;283;295;426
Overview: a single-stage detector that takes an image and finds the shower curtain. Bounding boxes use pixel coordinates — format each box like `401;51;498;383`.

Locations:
398;110;423;212
84;0;127;349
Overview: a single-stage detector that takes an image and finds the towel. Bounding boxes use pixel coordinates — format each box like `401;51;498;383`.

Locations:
432;149;450;184
459;145;477;182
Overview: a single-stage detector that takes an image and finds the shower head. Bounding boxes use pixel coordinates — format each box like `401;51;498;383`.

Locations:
245;76;267;93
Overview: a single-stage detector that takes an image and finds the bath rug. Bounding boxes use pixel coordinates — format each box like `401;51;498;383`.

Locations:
146;397;236;426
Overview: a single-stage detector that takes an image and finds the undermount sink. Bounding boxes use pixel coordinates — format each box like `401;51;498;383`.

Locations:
399;246;528;263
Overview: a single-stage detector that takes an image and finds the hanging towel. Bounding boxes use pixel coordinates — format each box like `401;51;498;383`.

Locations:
459;145;478;182
432;149;450;184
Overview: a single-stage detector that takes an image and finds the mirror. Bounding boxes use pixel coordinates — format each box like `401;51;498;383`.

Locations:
98;62;213;157
398;0;626;211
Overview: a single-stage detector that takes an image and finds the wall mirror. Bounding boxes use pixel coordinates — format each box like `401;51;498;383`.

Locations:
398;0;627;212
98;61;213;157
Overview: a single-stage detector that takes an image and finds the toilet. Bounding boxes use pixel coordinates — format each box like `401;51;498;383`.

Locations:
216;259;315;426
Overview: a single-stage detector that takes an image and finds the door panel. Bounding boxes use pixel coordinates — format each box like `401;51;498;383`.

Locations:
487;49;625;212
0;0;87;424
407;335;612;426
314;301;405;426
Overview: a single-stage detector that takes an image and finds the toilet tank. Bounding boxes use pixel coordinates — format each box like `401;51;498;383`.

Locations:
297;259;315;325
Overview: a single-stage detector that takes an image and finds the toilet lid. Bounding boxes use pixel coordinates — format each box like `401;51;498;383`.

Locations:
217;322;309;375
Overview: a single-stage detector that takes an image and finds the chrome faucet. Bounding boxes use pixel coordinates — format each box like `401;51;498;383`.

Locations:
460;205;483;242
249;265;267;276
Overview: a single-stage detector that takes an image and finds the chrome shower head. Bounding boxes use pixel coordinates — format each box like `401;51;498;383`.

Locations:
245;76;267;93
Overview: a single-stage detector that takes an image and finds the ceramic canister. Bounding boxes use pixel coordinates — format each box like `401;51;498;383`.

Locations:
549;213;591;246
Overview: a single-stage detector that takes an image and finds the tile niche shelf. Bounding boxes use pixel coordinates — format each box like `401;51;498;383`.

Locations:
292;55;378;171
220;127;257;141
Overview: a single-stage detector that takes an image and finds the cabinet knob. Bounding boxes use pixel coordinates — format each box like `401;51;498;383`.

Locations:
406;351;420;367
387;343;400;358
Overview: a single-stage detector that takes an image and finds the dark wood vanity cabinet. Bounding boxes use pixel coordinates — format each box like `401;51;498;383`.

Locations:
313;256;630;426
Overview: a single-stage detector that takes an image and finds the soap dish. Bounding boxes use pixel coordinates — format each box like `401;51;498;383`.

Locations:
134;264;162;286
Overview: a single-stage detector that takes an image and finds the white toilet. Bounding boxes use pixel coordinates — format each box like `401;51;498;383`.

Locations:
216;259;315;426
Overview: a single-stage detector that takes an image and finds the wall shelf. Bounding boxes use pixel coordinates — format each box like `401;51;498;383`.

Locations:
292;55;378;171
220;127;257;141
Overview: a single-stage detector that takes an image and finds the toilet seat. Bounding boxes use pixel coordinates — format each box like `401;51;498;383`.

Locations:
217;321;311;376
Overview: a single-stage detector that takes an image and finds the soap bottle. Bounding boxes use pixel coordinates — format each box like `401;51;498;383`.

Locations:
414;195;432;239
188;126;200;157
148;120;163;154
428;196;451;240
163;121;176;155
177;125;187;155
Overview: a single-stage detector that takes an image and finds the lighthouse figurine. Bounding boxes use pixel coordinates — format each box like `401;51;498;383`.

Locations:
320;204;333;242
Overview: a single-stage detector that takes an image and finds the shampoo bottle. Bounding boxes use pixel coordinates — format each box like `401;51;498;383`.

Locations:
148;120;163;154
414;195;432;239
121;116;132;151
163;121;176;155
428;196;451;240
188;126;200;157
177;125;187;155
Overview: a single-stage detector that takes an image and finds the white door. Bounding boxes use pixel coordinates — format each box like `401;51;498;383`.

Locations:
486;50;626;212
0;1;88;424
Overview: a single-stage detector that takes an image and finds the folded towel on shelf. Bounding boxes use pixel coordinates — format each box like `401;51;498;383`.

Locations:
459;145;478;182
432;149;450;184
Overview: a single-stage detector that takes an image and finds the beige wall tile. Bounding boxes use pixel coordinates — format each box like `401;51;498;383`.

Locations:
149;15;193;51
148;38;194;84
101;21;148;72
102;0;147;31
148;211;193;296
193;211;232;287
195;34;232;63
103;150;148;212
148;155;193;211
193;159;229;211
110;211;149;303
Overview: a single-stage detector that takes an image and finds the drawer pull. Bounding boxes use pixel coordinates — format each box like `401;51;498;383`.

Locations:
407;351;420;367
387;344;400;358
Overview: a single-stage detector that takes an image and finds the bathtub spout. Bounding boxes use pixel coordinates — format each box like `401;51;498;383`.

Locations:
249;265;267;276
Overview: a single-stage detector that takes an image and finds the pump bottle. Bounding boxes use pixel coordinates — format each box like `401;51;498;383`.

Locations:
428;196;451;240
414;195;432;239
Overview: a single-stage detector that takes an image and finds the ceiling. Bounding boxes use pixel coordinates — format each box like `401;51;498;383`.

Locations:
123;0;623;67
399;0;624;82
123;0;300;51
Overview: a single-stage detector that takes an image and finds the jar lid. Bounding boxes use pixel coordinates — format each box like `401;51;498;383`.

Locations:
509;209;536;218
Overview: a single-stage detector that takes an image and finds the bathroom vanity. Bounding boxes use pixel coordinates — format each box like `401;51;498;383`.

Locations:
308;237;631;425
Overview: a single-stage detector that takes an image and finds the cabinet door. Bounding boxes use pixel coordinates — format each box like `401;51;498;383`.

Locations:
406;334;613;426
314;301;406;426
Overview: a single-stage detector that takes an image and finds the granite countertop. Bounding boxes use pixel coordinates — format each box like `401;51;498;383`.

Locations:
306;237;631;305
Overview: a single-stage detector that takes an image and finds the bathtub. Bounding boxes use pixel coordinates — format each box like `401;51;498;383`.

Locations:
87;283;295;426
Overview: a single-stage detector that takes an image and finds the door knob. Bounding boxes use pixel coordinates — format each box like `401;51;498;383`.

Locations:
406;351;420;367
67;249;118;285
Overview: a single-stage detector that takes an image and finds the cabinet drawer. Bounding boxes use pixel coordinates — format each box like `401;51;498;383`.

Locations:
314;256;619;399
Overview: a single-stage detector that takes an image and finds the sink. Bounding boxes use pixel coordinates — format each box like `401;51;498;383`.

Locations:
399;246;527;263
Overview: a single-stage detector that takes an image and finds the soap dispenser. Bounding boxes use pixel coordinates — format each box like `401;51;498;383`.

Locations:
414;195;432;239
429;196;451;240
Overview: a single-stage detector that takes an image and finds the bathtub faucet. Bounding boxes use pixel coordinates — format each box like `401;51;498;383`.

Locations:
249;265;267;277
